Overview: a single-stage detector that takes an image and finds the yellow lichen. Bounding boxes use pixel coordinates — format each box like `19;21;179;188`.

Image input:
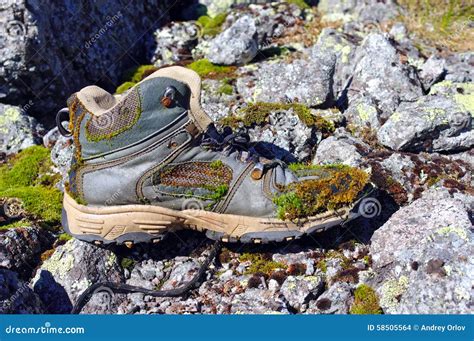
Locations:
380;276;409;309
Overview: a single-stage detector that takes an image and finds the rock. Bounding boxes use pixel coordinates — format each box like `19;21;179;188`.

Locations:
419;55;446;90
370;189;473;313
31;239;124;313
0;269;44;314
201;79;236;122
152;21;200;67
318;0;398;24
306;282;354;314
161;259;200;290
377;83;473;152
50;132;74;192
447;149;474;169
313;128;370;167
207;15;258;65
0;104;44;155
350;33;422;119
280;275;324;312
230;288;289;314
247;107;313;160
445;52;474;83
344;96;381;129
238;50;336;107
314;28;357;99
127;259;165;290
0;0;185;116
0;226;54;279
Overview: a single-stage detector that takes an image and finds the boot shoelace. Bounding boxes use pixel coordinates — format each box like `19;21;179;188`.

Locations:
71;241;221;314
201;124;286;180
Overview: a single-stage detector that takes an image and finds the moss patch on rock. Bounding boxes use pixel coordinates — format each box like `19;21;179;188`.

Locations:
116;65;158;94
239;253;286;275
197;13;228;37
350;284;382;314
274;164;369;220
221;102;335;132
0;146;62;229
187;59;236;79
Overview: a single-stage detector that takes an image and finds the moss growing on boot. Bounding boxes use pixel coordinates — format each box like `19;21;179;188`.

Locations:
0;146;62;228
187;59;235;79
350;284;382;314
222;102;335;132
197;13;228;37
274;164;369;220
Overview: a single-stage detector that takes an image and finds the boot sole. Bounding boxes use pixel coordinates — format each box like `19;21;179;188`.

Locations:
62;192;369;245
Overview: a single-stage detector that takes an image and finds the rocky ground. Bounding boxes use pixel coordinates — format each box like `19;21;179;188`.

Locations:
0;0;473;314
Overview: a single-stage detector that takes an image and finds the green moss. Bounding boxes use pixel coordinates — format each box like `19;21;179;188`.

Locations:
120;257;136;271
115;65;157;94
222;102;335;132
274;164;369;220
316;259;327;273
58;233;72;243
286;0;310;10
197;13;227;37
206;184;228;202
239;253;285;275
115;81;135;95
187;59;234;78
209;160;224;169
0;219;30;230
217;82;233;96
0;146;62;228
350;284;382;314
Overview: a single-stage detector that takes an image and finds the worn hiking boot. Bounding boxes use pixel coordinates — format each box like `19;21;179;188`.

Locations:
59;66;374;245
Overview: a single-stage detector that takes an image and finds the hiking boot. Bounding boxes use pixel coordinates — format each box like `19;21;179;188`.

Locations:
59;66;374;245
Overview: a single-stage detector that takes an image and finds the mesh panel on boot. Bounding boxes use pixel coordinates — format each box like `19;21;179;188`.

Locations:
153;162;233;189
85;87;141;142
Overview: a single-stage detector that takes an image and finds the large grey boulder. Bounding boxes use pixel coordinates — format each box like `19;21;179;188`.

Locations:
0;0;185;118
31;239;124;314
313;28;357;99
370;189;473;314
349;33;422;119
238;50;336;107
377;82;473;152
0;104;44;155
207;15;258;65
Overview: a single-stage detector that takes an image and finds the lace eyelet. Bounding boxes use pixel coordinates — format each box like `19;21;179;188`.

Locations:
161;86;176;108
